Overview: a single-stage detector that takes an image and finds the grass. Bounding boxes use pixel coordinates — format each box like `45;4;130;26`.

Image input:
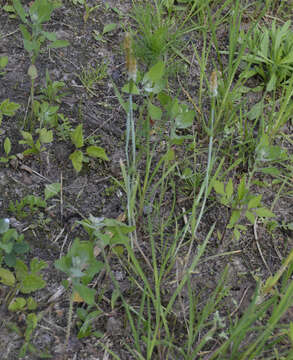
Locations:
0;0;293;359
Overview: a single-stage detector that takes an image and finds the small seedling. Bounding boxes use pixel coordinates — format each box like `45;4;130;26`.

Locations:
69;124;109;172
19;128;53;155
9;195;47;219
32;100;59;128
39;70;66;104
0;137;16;163
0;98;20;127
12;0;69;65
55;238;104;349
78;61;108;95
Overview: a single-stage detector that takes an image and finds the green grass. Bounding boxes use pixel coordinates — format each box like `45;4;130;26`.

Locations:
0;0;293;358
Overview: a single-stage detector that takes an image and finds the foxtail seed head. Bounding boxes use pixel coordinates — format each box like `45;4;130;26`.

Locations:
210;70;218;97
124;32;137;82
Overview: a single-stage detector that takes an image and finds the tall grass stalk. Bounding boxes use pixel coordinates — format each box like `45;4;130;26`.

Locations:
124;33;138;248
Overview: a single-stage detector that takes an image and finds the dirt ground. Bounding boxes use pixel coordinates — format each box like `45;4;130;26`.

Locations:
0;0;292;359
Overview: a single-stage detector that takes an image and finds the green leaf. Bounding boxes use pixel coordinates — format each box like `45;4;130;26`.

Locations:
86;146;109;161
48;40;70;48
247;101;263;120
45;182;61;200
28;64;38;80
233;228;241;241
69;150;84;172
4;137;11;156
266;73;277;91
8;297;26;311
42;31;56;41
29;0;54;24
258;167;281;176
20;273;46;294
226;178;234;199
73;282;96;305
102;23;117;34
30;258;48;274
237;176;247;200
228;210;241;228
175;110;195;129
37;128;53;143
0;99;20;116
111;288;121;310
0;267;15;286
0;56;8;69
255;207;275;218
12;0;28;23
27;296;37;310
143;61;165;83
71;124;83;148
19;24;31;41
248;194;262;209
148;101;162;121
213;180;225;195
245;210;255;224
121;82;140;94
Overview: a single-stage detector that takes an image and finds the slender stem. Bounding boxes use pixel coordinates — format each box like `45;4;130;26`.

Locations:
64;290;74;353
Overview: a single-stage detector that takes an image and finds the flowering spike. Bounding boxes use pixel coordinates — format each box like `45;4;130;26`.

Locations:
124;32;137;82
210;70;218;97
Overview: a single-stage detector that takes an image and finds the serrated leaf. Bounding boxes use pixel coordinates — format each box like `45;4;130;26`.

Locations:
71;124;83;148
28;64;38;80
86;146;109;161
255;207;275;218
0;267;15;286
45;182;61;200
213;180;225;195
0;99;20;116
27;296;37;310
148;101;162;121
38;128;53;143
248;194;262;209
20;273;46;294
30;258;48;273
8;297;26;311
69;150;83;172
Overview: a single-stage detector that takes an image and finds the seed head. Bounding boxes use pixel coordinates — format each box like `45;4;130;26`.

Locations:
124;32;137;82
210;70;218;97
